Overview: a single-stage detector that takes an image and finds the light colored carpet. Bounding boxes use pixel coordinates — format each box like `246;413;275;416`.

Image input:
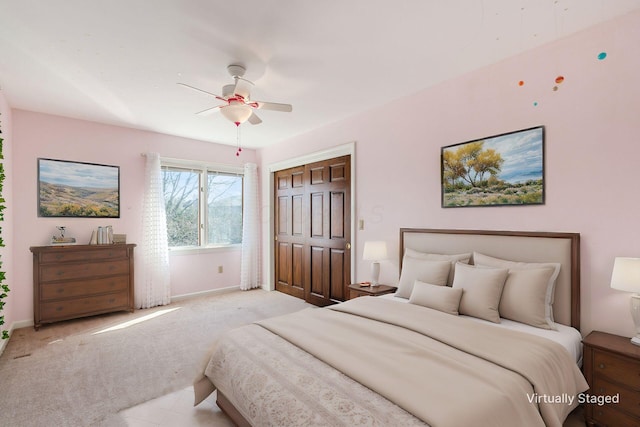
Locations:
0;289;311;426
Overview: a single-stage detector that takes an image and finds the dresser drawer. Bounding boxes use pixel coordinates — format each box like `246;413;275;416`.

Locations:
592;376;640;418
40;276;130;300
40;246;129;264
40;291;130;321
592;402;640;427
594;349;640;391
40;259;129;282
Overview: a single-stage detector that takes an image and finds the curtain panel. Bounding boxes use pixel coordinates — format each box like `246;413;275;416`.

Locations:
240;163;260;290
138;152;171;308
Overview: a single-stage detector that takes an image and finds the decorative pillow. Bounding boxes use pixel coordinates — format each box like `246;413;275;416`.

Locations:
396;257;451;299
452;262;508;323
473;252;561;322
409;280;463;315
404;248;471;285
498;267;557;330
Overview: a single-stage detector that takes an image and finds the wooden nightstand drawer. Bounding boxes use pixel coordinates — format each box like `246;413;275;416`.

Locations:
592;376;640;417
592;403;640;427
593;349;640;391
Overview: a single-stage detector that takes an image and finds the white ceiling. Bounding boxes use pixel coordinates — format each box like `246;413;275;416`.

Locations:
1;0;639;149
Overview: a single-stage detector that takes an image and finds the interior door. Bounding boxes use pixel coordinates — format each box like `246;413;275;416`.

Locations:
274;155;351;306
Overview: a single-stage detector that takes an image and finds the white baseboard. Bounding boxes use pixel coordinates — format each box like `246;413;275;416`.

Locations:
171;285;241;302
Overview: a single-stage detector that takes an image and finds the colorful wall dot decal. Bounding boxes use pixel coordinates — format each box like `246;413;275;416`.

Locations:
518;80;524;86
597;52;607;60
533;101;538;106
552;86;558;91
555;76;564;84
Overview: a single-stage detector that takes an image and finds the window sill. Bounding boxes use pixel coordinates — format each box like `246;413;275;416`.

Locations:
168;244;242;256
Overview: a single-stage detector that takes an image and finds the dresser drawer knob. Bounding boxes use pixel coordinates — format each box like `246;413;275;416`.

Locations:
598;363;605;369
598;387;605;393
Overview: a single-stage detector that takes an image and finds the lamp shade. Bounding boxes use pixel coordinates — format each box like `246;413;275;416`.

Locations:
220;103;253;125
363;241;388;261
611;257;640;292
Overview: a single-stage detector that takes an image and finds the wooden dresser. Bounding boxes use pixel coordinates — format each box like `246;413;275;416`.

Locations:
583;331;640;426
30;244;136;330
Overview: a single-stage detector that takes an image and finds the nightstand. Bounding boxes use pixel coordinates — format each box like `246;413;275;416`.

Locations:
582;331;640;426
348;283;396;300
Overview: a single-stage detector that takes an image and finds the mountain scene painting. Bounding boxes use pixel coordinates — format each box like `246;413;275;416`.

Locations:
38;159;120;217
441;126;544;207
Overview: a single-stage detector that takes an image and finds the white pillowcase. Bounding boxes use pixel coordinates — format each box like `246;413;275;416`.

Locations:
409;280;463;315
452;262;508;323
498;267;557;330
403;249;471;285
396;257;451;299
473;252;561;324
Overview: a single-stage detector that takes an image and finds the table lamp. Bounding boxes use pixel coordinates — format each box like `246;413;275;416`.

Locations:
363;241;388;287
610;257;640;346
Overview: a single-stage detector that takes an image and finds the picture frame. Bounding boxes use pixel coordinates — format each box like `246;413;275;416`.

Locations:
38;158;120;218
441;126;544;208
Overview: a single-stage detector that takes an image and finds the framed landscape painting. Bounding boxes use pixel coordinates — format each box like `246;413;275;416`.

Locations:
38;158;120;217
441;126;544;207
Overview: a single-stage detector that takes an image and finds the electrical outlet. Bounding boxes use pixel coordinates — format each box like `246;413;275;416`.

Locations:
218;266;223;273
359;219;364;230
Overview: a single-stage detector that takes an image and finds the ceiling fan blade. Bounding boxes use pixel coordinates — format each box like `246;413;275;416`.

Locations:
255;101;293;112
248;112;262;125
177;83;226;102
233;77;254;99
195;105;222;115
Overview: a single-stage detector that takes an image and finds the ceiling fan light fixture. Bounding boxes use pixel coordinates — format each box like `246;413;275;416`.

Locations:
220;103;253;125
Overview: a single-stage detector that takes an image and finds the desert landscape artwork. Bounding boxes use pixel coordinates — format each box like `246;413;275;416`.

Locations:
38;158;120;217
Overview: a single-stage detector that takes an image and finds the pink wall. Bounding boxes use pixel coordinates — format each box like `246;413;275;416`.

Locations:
11;110;256;324
0;91;15;339
259;11;640;337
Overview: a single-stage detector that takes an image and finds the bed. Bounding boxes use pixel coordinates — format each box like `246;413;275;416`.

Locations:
194;228;589;427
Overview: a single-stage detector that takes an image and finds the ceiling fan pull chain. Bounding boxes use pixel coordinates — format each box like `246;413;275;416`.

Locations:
235;124;243;157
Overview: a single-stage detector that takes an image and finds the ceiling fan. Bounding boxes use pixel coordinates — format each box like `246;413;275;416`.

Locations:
178;64;293;126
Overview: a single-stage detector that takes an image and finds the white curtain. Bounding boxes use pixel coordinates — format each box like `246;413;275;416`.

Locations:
240;163;260;290
137;152;171;308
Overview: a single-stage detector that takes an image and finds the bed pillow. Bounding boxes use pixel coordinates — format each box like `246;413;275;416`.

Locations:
409;280;463;315
396;257;451;299
498;267;557;330
404;248;471;285
473;252;561;321
452;262;508;323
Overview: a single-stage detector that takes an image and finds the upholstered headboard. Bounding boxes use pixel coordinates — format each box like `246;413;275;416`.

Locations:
399;229;580;330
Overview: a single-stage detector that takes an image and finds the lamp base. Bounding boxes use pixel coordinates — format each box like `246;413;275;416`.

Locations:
370;261;380;287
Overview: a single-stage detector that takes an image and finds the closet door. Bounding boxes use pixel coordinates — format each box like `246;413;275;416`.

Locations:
274;156;351;306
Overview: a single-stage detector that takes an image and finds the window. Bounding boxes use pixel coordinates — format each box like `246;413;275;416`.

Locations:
161;160;243;249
